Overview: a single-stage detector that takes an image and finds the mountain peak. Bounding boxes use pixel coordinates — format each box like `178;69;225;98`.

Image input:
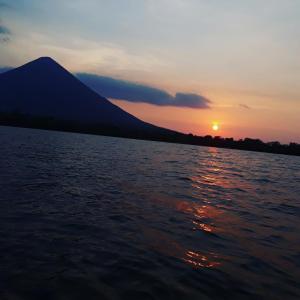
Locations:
10;56;70;77
28;56;62;68
35;56;57;63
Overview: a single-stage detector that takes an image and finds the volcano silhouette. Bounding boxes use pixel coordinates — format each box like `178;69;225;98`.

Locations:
0;57;171;134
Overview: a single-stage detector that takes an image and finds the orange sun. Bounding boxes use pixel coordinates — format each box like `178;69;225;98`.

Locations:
212;123;219;131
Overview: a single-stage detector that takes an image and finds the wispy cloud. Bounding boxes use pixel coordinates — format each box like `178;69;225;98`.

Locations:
0;1;11;43
0;24;10;42
0;0;15;9
239;104;251;109
0;2;9;8
0;24;9;34
76;73;211;109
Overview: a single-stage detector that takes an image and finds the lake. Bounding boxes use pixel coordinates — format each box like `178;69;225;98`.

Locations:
0;126;299;300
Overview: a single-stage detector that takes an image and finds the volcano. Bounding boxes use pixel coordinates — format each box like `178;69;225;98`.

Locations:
0;57;174;136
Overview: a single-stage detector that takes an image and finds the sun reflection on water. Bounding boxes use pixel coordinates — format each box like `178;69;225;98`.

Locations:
135;147;240;270
192;220;213;232
143;226;222;269
183;251;221;268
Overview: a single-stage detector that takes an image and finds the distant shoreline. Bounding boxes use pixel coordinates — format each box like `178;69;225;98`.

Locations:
1;114;299;157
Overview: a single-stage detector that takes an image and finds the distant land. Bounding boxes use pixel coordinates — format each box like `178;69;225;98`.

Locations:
0;57;299;156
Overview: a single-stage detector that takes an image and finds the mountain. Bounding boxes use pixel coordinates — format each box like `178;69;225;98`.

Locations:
0;57;172;135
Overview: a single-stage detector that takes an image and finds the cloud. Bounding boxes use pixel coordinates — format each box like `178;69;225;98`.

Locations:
239;104;251;109
0;20;10;42
0;1;15;9
76;73;211;109
0;2;9;8
0;25;9;34
0;0;11;42
172;93;211;109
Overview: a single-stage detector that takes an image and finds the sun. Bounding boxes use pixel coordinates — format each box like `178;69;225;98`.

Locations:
212;122;219;131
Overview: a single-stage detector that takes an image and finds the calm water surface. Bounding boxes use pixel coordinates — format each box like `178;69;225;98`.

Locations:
0;126;299;300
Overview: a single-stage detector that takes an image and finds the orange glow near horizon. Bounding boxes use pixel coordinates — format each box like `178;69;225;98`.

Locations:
111;99;300;143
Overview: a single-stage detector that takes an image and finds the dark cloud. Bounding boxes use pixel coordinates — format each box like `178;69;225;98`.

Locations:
0;2;9;8
172;93;211;109
0;25;10;34
0;1;11;42
239;104;251;109
0;18;11;42
76;73;211;109
0;1;15;9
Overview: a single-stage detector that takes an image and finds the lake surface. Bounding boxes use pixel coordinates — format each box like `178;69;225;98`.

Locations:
0;126;299;300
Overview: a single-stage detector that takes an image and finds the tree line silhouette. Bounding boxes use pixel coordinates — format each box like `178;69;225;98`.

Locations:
0;112;299;156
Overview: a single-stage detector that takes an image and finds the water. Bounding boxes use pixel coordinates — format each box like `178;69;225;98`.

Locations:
0;126;299;300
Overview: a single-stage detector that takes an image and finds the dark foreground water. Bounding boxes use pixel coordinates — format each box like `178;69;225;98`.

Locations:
0;126;299;300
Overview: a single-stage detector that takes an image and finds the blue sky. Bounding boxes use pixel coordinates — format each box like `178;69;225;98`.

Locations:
1;0;300;142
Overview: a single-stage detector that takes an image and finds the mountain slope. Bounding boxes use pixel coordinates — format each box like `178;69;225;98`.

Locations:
0;57;169;133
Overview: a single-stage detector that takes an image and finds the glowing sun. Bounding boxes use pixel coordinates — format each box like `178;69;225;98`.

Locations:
212;123;219;131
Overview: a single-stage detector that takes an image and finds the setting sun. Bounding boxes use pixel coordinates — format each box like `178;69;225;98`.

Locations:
212;123;219;131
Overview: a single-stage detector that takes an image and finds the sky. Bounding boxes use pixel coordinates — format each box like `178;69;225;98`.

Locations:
0;0;299;143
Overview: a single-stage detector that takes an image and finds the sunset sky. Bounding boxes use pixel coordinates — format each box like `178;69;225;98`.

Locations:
1;0;299;143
